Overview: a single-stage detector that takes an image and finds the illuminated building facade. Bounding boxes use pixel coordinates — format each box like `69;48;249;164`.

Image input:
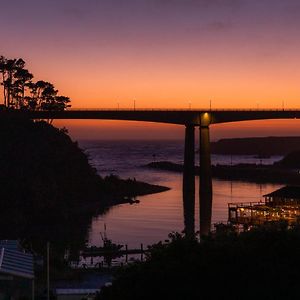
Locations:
228;186;300;225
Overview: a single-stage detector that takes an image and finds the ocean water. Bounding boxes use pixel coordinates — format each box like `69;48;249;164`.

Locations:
79;140;283;248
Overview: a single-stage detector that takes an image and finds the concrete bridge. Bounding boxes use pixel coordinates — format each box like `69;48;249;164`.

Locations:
11;108;300;125
3;108;300;235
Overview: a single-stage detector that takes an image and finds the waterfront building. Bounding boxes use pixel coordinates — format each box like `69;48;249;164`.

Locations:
228;186;300;225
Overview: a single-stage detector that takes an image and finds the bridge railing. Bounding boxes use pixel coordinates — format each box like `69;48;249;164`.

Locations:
66;108;300;112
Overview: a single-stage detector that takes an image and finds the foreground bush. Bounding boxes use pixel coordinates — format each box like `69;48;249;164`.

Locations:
99;224;300;300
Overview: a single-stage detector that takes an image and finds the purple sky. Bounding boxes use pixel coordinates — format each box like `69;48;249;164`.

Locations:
1;0;300;140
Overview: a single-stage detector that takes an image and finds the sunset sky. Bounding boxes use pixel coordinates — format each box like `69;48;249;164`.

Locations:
1;0;300;140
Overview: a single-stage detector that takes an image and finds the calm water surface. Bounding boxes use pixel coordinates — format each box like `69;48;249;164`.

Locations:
79;140;283;248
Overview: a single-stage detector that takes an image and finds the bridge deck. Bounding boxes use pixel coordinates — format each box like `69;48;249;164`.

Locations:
1;109;300;125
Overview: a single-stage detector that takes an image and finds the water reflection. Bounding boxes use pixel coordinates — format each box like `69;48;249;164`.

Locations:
183;184;195;237
89;175;283;248
199;126;213;236
183;125;195;237
82;140;284;247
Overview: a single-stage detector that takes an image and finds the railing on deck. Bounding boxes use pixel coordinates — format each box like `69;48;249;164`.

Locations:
66;108;300;112
228;201;265;209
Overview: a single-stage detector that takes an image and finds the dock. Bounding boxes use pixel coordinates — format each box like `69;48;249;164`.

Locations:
81;244;148;258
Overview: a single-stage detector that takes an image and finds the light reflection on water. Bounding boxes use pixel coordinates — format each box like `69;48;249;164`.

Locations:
79;140;283;248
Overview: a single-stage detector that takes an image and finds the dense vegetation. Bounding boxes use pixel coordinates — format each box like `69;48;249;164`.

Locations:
0;55;70;110
99;223;300;300
0;117;101;216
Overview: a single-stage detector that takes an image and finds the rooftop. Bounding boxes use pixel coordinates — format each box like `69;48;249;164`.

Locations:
264;186;300;199
0;240;19;250
55;288;100;295
0;240;34;279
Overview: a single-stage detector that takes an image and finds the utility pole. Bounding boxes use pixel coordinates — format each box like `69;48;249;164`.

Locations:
47;242;50;300
210;99;212;111
134;99;136;111
32;279;35;300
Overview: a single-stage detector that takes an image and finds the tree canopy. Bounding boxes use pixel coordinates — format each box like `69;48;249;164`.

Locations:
0;55;71;110
98;224;300;300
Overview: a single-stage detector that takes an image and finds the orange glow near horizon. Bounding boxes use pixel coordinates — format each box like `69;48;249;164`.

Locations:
29;53;300;111
22;49;300;140
52;119;300;141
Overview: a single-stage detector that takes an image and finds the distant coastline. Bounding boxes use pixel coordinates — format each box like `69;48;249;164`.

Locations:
145;158;300;185
211;136;300;155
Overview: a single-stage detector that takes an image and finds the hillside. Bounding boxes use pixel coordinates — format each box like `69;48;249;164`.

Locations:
0;117;168;212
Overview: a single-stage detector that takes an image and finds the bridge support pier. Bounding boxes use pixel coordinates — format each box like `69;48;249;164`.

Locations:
199;125;213;236
183;125;195;237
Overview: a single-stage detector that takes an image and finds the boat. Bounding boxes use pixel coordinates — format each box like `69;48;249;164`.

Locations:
82;224;123;257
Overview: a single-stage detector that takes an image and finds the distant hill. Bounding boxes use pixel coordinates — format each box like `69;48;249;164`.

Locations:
211;136;300;155
275;150;300;168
